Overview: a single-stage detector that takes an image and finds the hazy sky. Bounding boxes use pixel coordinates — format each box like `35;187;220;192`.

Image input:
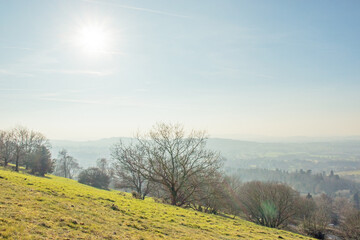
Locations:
1;0;360;140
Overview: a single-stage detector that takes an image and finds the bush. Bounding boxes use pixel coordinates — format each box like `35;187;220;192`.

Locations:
299;194;333;239
78;167;110;189
239;181;299;228
131;191;142;199
341;210;360;240
301;207;329;239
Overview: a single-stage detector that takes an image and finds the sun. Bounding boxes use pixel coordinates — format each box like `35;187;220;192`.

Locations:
75;23;110;54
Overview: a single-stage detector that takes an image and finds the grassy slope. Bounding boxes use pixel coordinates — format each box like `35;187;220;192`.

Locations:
0;168;312;240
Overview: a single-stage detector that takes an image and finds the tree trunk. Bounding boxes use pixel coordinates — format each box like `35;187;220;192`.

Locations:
170;188;177;205
15;156;19;172
64;161;67;178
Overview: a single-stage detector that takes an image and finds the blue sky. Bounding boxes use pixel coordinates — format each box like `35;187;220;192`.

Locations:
1;0;360;140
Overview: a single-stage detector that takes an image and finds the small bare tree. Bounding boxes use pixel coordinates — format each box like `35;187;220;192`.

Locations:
111;141;151;199
189;171;227;214
341;210;360;239
223;174;243;217
11;127;29;171
54;149;81;179
0;130;14;167
96;158;113;178
300;197;330;239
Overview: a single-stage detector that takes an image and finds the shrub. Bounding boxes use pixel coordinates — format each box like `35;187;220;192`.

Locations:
341;210;360;239
301;207;329;239
131;191;142;199
300;194;333;239
239;181;299;228
28;146;54;177
78;167;110;189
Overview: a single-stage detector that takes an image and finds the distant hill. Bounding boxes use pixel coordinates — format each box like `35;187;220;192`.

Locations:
0;168;310;239
50;138;360;172
50;138;131;168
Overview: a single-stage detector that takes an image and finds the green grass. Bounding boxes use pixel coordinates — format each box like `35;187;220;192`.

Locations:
0;168;312;240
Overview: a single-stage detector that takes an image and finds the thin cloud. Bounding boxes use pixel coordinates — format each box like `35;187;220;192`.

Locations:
134;88;149;93
0;69;33;77
0;69;11;74
248;72;276;80
99;50;125;56
0;68;109;77
37;69;110;76
39;97;100;105
0;88;40;91
81;0;190;18
197;67;276;81
1;46;35;51
38;95;153;108
38;88;107;98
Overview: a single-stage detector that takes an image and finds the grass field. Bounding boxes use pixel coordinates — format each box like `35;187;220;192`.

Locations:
0;168;312;240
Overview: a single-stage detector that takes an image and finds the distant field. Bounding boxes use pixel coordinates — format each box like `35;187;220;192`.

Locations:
0;168;312;240
337;170;360;183
338;170;360;176
51;138;360;172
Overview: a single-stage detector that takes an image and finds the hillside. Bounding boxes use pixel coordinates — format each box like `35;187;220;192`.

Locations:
0;168;311;240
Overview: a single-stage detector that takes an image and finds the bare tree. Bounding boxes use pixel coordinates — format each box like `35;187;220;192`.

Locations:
96;158;113;178
23;130;49;170
111;141;151;199
300;196;330;239
341;210;360;239
135;123;223;206
353;192;360;210
0;131;4;165
0;130;14;167
189;171;227;214
222;174;243;217
11;126;30;172
239;181;299;228
54;149;80;179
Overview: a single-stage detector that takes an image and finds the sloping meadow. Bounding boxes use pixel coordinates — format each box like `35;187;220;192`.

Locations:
0;168;312;240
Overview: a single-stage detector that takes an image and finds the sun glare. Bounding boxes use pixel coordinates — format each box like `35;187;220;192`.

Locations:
75;23;110;54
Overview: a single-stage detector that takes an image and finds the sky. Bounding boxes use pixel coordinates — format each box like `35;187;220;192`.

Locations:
0;0;360;140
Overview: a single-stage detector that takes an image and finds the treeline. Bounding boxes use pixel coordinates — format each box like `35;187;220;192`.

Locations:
0;127;82;178
0;126;52;175
234;168;360;196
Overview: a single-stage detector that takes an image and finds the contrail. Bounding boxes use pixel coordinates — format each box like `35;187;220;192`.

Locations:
80;0;190;18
